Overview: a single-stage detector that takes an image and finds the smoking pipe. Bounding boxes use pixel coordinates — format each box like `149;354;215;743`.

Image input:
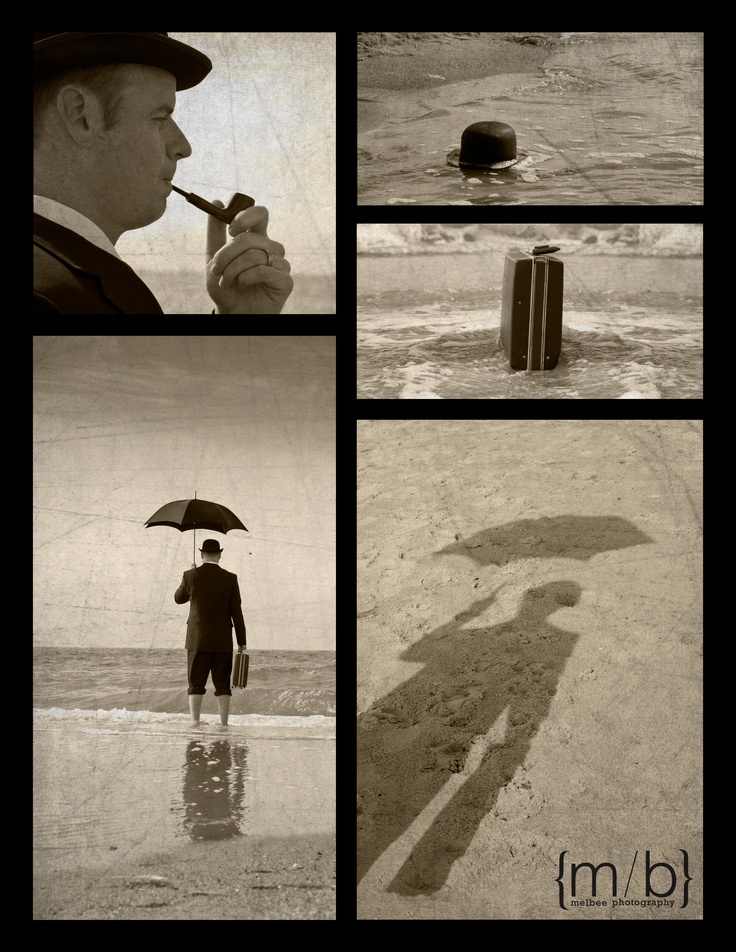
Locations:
171;185;255;224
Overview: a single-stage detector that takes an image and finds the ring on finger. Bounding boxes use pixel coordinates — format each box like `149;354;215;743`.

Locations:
262;249;274;268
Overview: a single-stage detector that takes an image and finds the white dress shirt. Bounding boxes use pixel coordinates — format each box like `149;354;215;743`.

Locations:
33;195;121;260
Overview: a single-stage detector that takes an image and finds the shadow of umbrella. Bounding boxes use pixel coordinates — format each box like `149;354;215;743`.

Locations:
435;515;653;567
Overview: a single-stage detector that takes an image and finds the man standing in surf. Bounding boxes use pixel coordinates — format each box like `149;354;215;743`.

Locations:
174;539;247;729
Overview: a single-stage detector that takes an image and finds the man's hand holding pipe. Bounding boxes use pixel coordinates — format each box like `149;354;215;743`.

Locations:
206;202;293;314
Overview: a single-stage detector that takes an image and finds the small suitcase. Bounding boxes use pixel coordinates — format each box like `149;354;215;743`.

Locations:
500;245;564;371
232;651;250;689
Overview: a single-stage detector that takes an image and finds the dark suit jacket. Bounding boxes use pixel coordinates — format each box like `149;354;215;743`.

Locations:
174;563;247;651
33;213;164;314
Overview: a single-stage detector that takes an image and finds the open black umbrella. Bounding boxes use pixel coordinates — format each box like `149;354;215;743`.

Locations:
144;492;248;563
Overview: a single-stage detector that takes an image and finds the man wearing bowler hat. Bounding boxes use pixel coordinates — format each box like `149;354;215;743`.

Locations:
175;538;247;728
33;32;293;314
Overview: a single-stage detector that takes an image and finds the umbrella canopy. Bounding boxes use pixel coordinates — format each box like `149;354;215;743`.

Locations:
145;498;247;534
145;496;248;562
435;515;652;567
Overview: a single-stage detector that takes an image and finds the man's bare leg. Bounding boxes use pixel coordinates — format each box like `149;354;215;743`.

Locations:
217;694;231;726
189;693;203;725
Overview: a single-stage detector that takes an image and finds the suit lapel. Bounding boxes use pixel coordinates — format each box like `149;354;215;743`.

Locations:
33;213;164;314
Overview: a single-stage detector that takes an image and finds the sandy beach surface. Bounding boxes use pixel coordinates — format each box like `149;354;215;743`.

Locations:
358;33;560;134
33;721;335;919
357;421;702;919
35;833;335;920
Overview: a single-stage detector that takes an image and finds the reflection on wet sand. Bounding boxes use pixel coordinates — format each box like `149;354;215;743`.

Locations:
180;738;250;841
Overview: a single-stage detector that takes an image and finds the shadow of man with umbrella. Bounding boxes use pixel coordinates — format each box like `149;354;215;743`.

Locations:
358;581;582;894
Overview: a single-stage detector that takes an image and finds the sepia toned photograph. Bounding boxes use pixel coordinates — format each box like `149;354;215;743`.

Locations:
33;336;335;919
34;33;335;314
358;33;703;206
357;223;703;399
357;419;702;919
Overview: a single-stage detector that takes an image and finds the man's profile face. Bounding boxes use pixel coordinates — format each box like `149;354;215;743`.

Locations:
98;64;192;233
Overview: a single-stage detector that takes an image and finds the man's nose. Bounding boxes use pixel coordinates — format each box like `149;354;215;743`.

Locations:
169;119;193;160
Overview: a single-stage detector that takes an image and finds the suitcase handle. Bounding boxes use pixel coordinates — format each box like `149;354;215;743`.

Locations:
531;245;560;255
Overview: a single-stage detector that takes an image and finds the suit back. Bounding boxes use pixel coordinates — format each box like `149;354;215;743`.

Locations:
174;563;246;651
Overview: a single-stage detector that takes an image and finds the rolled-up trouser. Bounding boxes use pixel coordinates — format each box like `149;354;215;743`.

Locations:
187;650;233;696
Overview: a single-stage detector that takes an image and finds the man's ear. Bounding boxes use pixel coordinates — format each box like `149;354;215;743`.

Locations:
55;85;106;148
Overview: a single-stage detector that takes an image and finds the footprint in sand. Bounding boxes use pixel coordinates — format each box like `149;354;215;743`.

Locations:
429;683;485;717
424;739;468;773
373;702;412;727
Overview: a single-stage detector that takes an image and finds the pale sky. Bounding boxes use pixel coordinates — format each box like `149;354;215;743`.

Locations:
116;33;335;280
33;336;336;651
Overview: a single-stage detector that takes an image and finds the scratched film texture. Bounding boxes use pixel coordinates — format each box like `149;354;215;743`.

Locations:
33;335;336;651
115;33;336;313
357;420;702;919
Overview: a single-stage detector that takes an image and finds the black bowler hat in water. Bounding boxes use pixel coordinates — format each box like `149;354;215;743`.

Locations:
447;121;520;170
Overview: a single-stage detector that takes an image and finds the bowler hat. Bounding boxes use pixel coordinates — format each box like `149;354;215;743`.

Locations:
447;121;519;170
33;33;212;91
200;538;224;553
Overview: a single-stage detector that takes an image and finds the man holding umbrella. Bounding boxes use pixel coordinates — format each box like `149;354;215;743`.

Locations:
175;538;246;728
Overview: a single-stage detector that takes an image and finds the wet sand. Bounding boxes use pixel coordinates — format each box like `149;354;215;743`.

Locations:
33;721;335;919
358;33;560;134
35;833;335;920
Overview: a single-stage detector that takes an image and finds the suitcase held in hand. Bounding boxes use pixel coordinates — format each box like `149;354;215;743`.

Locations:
500;245;564;371
232;651;250;689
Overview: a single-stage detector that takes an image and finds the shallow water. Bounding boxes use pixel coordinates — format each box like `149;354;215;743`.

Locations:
357;254;703;399
34;722;334;870
33;647;336;717
358;32;703;205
